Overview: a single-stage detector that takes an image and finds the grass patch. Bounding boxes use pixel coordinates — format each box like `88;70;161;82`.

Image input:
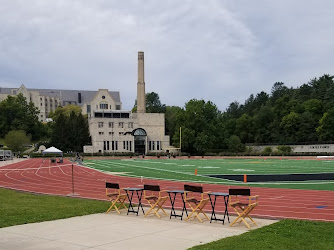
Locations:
0;188;110;228
190;220;334;250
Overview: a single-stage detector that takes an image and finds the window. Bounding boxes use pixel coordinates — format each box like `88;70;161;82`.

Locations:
157;141;160;150
100;103;108;109
40;103;42;106
87;105;91;113
104;141;110;151
123;141;126;150
129;141;132;151
98;122;103;128
109;132;114;135
119;122;124;128
41;115;43;118
128;122;133;128
149;141;152;151
109;122;114;128
119;132;123;136
112;141;118;150
152;141;155;150
99;132;104;135
116;105;121;110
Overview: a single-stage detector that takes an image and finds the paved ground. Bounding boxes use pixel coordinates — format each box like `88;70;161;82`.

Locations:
0;210;277;250
0;158;26;167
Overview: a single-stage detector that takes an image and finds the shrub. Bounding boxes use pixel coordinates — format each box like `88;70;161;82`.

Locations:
262;146;273;155
277;145;292;154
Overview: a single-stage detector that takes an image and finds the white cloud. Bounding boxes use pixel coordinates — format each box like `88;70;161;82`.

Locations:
0;0;333;110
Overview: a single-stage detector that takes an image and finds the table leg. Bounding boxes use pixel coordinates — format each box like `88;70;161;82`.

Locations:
126;191;134;215
180;193;188;219
136;190;145;215
209;195;217;223
223;196;230;224
168;193;177;219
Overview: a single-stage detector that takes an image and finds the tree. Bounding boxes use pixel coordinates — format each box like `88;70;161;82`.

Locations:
0;94;42;140
4;130;31;154
280;112;301;143
174;99;221;154
50;107;91;152
235;114;254;143
303;99;323;116
253;105;275;143
165;106;183;143
227;135;245;153
271;82;289;102
317;108;334;141
225;101;242;118
48;105;82;120
132;92;166;113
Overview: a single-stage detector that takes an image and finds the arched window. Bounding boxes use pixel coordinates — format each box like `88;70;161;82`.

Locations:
132;128;147;136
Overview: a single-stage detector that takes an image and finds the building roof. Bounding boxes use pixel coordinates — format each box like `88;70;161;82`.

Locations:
0;87;121;105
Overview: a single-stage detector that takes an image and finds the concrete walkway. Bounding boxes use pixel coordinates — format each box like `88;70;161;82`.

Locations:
0;158;27;167
0;210;278;250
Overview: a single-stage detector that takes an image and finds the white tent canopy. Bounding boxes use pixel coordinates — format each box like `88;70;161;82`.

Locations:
42;146;63;157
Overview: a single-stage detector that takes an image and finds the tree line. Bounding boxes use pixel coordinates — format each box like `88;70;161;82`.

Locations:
0;95;90;154
1;73;333;155
142;74;334;154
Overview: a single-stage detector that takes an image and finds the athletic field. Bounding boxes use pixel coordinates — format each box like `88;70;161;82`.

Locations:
85;158;334;191
1;158;333;221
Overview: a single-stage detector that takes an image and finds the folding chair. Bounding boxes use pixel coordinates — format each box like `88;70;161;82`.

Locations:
184;184;210;223
143;184;169;218
229;188;259;229
105;182;127;214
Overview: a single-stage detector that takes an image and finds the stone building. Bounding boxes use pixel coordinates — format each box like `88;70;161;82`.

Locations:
0;85;121;122
0;52;173;154
83;51;171;155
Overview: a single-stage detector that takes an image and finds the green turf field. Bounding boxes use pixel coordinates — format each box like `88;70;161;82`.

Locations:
84;158;334;191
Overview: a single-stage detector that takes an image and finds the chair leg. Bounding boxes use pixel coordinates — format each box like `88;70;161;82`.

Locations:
144;201;156;217
185;203;209;223
145;199;168;219
106;200;117;213
199;207;209;221
156;202;168;216
185;204;196;221
230;208;254;229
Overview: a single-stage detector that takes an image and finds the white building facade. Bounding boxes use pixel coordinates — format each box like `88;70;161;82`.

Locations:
0;52;173;155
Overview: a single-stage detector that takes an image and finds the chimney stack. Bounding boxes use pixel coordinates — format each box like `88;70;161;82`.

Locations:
137;51;146;113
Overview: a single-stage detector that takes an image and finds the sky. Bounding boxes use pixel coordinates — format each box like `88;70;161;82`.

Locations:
1;0;334;111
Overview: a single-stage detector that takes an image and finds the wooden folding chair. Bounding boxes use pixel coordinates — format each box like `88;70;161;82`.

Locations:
184;184;210;223
105;182;127;214
143;184;169;218
229;188;259;229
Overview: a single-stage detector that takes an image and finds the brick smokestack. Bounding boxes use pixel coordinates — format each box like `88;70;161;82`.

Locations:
137;51;146;113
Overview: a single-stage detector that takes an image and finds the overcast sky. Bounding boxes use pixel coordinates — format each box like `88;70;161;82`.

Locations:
1;0;333;111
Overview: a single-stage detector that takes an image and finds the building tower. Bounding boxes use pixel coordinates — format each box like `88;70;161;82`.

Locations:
137;51;146;113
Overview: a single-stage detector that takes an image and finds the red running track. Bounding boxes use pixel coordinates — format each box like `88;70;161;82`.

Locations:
0;159;333;222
